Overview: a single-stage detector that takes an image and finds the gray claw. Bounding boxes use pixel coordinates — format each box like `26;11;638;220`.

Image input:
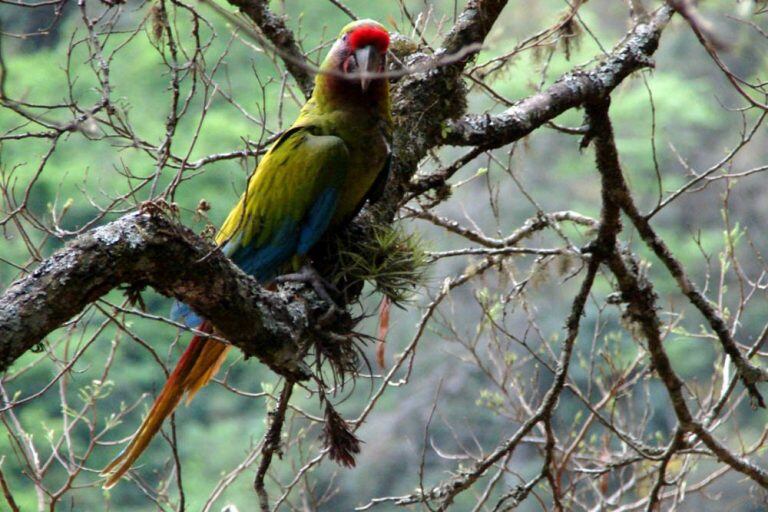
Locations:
273;264;341;308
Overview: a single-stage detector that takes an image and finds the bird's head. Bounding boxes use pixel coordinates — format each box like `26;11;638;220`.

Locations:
316;19;390;106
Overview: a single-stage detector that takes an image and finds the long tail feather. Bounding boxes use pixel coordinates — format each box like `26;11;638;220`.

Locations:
101;321;230;488
183;340;230;403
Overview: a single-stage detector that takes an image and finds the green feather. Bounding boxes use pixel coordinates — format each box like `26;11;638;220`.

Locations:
216;19;392;270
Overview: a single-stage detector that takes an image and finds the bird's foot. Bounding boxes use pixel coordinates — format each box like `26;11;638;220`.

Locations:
273;264;342;313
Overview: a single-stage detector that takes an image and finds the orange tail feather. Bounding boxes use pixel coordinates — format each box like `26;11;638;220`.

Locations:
101;321;230;488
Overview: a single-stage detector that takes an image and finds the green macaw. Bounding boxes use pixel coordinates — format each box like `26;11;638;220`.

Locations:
102;19;392;488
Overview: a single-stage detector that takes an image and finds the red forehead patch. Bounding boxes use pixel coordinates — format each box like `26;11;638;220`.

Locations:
348;26;390;53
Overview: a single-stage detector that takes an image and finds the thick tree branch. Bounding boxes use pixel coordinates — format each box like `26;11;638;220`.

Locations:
585;95;768;407
586;97;768;488
0;209;348;378
380;0;509;219
439;6;673;148
439;0;509;62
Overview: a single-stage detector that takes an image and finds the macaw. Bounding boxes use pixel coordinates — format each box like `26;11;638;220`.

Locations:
101;19;392;488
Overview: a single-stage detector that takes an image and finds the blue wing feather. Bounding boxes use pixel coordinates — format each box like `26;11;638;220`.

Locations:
170;301;203;327
297;187;339;255
228;218;299;280
170;192;340;326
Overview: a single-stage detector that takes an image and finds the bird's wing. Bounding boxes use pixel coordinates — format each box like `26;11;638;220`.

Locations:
216;126;350;281
170;127;348;326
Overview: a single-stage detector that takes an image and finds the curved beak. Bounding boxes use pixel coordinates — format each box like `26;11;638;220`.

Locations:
354;45;382;92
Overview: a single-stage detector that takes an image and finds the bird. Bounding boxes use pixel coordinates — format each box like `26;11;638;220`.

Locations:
101;19;392;488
